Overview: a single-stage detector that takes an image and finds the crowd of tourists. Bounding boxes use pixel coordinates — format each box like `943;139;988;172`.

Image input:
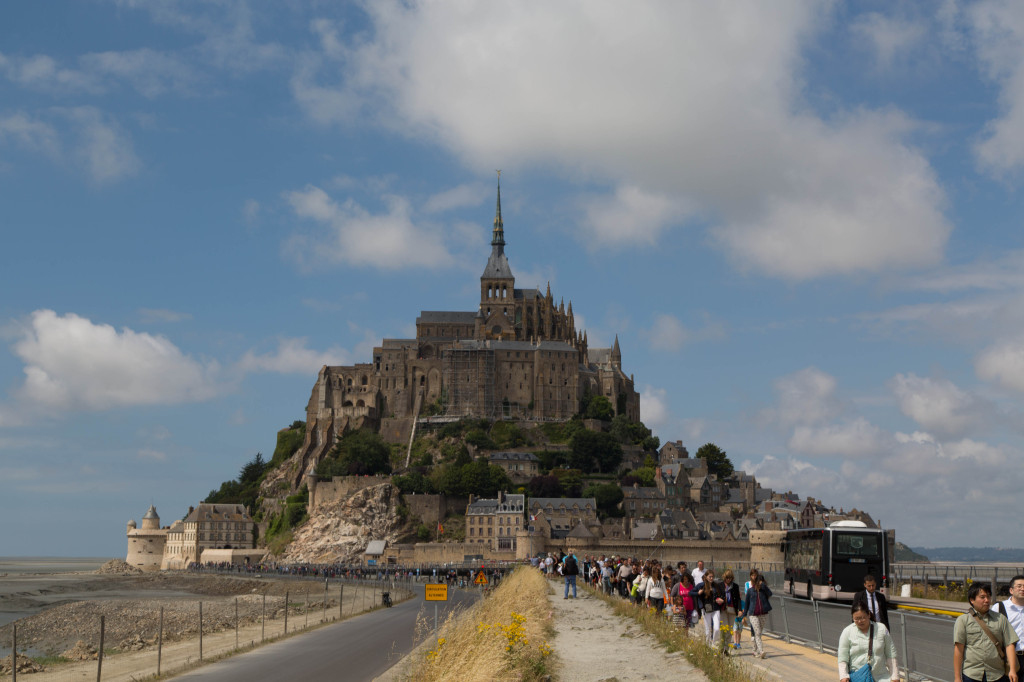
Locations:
533;551;774;659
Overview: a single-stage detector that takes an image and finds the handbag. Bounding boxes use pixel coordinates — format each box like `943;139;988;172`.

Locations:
849;622;875;682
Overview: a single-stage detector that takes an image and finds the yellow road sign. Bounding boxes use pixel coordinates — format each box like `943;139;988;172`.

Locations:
474;571;488;585
425;584;448;601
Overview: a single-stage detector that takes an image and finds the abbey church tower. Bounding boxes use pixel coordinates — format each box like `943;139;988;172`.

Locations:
293;178;641;479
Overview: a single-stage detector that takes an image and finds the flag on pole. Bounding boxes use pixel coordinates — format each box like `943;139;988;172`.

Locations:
437;522;444;534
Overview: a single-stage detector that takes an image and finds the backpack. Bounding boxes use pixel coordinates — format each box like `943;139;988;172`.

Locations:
564;555;578;575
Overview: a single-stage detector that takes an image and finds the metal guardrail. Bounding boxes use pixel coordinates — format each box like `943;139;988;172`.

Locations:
764;595;955;682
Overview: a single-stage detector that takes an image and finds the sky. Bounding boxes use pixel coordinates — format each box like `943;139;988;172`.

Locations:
3;1;1024;555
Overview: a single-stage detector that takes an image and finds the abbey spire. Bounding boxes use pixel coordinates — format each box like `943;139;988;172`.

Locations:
492;173;505;247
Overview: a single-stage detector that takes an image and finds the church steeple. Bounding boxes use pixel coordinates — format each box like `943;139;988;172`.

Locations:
492;173;505;247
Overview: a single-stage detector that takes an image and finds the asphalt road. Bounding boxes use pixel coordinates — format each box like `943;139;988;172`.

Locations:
170;586;478;682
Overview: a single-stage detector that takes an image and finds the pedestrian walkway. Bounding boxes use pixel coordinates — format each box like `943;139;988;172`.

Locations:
548;589;706;681
549;587;839;681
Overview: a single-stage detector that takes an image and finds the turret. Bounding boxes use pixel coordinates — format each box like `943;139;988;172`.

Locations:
611;335;621;368
141;504;160;530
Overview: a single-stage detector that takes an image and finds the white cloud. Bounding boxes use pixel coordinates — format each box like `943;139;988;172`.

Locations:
970;1;1024;174
976;337;1024;391
243;199;260;224
284;185;454;270
424;183;488;213
850;13;926;66
9;309;221;412
579;185;682;246
889;373;988;437
763;367;845;427
789;417;886;458
64;107;140;183
640;386;669;430
295;2;951;280
648;315;687;352
137;448;166;461
237;337;350;374
0;112;60;157
646;313;725;352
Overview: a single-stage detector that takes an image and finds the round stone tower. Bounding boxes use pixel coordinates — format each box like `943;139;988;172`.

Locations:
126;505;168;572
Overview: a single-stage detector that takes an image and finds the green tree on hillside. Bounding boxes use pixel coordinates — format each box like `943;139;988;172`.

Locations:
584;482;625;518
316;429;393;478
569;430;623;473
695;442;733;479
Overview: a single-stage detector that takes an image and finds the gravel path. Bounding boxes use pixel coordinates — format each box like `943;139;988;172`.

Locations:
548;588;708;682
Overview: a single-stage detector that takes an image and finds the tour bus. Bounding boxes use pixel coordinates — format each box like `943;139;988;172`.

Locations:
783;521;890;600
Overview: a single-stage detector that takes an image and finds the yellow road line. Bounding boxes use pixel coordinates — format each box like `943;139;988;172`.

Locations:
893;604;962;617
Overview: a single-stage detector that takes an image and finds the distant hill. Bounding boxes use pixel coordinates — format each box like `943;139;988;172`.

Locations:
910;547;1024;563
894;542;929;562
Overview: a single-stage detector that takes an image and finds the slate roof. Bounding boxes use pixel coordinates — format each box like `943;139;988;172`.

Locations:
184;504;250;523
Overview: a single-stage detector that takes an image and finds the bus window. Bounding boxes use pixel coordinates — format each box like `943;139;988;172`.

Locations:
835;533;880;558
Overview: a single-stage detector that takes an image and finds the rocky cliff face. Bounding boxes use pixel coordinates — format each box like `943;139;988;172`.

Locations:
280;481;404;564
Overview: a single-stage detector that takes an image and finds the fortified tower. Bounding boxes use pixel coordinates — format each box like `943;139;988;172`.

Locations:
126;504;167;572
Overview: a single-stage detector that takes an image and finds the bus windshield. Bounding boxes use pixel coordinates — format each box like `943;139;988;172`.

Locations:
834;532;881;558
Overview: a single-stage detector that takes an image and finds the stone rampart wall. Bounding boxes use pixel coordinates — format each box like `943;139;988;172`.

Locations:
380;418;414;445
404;493;469;526
309;475;390;511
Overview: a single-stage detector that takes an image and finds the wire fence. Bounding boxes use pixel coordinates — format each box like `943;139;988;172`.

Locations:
1;576;414;682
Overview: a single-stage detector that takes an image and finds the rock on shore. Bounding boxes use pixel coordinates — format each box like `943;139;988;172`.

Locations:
96;559;143;575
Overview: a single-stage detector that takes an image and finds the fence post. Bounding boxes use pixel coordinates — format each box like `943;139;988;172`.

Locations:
97;615;105;682
323;579;328;623
284;591;289;635
992;569;998;599
812;599;824;653
339;584;344;620
235;598;239;650
12;622;16;682
262;593;266;642
199;601;203;661
157;606;164;676
899;611;909;681
780;597;792;643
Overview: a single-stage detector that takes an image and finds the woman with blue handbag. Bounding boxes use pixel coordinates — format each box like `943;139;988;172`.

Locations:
838;601;900;682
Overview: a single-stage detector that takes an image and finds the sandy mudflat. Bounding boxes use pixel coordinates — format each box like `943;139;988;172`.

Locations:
0;571;375;654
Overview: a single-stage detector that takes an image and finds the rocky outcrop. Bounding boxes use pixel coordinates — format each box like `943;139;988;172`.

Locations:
96;559;142;575
281;482;404;564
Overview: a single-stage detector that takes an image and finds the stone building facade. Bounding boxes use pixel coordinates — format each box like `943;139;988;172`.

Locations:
465;491;525;554
293;182;641;480
161;503;256;569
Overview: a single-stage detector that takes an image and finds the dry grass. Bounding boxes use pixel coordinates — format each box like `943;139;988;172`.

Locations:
406;568;555;682
588;587;767;682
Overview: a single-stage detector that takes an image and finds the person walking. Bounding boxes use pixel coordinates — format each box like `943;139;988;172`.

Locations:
996;575;1024;676
562;549;580;599
645;565;668;613
839;601;900;682
742;572;772;659
954;583;1019;682
721;569;742;649
692;569;724;646
853;574;890;629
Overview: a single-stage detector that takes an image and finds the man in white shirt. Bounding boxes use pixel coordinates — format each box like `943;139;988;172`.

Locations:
692;560;706;586
998;574;1024;674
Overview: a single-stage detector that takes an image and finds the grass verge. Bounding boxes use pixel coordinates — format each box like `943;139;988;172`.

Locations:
587;586;767;682
406;568;555;682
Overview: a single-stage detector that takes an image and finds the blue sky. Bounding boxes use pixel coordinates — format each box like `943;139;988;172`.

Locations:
3;1;1024;555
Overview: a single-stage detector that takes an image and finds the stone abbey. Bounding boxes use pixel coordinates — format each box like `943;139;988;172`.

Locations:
298;181;641;467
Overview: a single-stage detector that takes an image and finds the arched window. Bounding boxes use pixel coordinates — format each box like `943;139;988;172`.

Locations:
360;375;368;386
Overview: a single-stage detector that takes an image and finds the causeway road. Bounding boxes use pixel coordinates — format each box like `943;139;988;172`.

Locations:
170;585;478;682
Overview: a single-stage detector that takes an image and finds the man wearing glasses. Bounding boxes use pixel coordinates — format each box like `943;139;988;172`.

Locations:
997;576;1024;675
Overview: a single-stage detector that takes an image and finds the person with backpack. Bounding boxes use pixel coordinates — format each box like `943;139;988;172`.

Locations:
561;548;580;599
